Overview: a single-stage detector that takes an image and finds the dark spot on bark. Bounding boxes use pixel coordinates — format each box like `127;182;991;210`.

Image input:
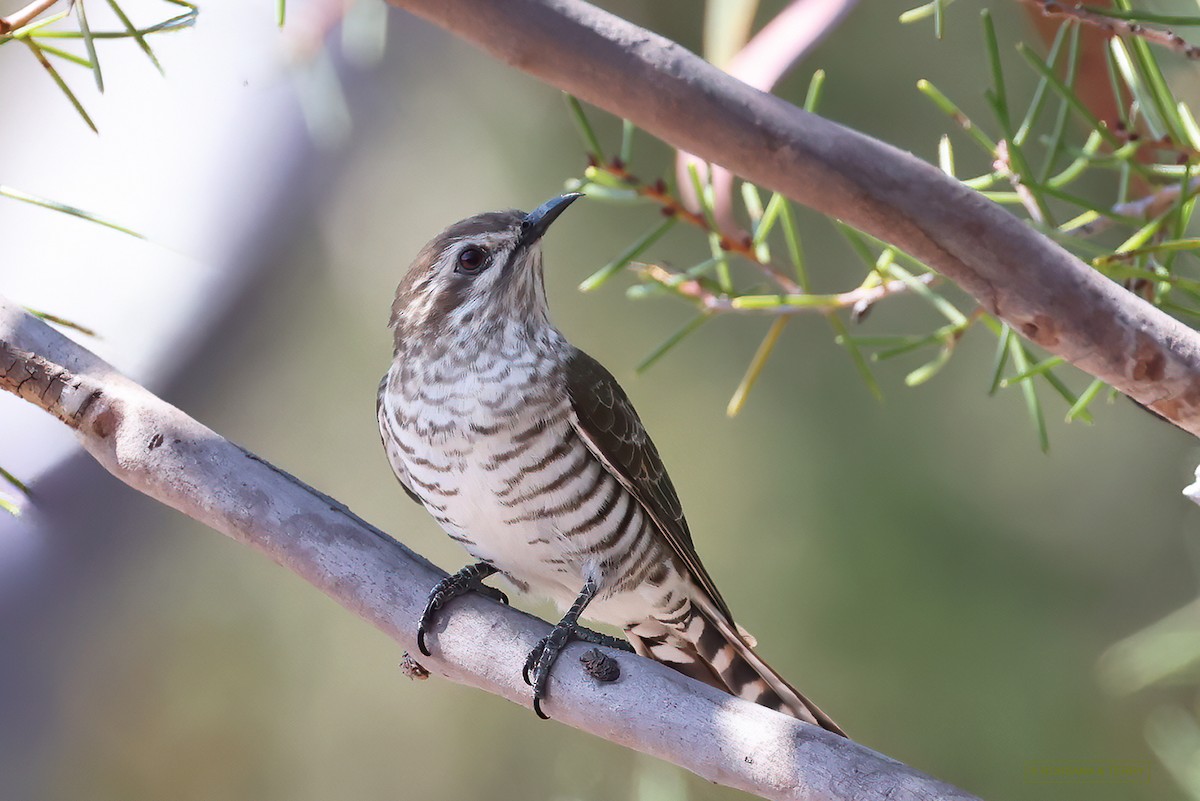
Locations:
92;408;118;439
1132;334;1166;383
148;433;164;450
1020;315;1059;347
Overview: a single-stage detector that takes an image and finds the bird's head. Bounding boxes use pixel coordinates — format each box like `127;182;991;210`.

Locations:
389;193;583;352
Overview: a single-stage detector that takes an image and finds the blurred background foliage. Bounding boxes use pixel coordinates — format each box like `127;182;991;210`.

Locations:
4;2;1200;801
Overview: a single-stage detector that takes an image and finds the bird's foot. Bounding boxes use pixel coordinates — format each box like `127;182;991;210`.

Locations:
417;562;507;656
522;624;633;719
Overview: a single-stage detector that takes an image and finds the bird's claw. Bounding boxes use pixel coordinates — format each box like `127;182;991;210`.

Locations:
416;587;448;657
523;627;572;720
521;623;631;719
416;563;502;657
477;585;509;606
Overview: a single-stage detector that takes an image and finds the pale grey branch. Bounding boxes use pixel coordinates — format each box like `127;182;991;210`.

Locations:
0;298;980;801
390;0;1200;435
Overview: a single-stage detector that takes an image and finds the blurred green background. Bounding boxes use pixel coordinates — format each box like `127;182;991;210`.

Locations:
18;3;1200;801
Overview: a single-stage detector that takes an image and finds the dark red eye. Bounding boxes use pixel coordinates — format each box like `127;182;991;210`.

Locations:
456;246;487;275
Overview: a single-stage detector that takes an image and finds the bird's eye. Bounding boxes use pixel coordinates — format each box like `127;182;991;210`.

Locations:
455;246;488;275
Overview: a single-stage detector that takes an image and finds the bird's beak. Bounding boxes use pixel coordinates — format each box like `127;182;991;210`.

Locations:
518;193;583;249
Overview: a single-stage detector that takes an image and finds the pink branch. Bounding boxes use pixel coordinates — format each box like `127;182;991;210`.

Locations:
677;0;861;237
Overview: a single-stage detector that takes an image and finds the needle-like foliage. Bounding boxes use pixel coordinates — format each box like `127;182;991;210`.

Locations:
566;4;1200;458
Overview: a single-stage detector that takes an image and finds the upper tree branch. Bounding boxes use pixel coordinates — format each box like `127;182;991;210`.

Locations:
389;0;1200;436
0;298;979;801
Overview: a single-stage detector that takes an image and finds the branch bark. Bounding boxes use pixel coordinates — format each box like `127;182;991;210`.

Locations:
388;0;1200;436
0;298;980;800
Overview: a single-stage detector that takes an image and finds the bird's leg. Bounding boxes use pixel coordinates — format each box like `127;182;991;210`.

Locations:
522;577;631;719
570;626;635;652
417;561;508;656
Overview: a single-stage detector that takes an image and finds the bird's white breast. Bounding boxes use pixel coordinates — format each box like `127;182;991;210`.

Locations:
381;331;586;602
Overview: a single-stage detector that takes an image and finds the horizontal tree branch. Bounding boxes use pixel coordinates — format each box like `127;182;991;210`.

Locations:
390;0;1200;436
0;297;980;801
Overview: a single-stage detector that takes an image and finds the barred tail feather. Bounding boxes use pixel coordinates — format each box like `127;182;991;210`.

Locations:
626;597;845;737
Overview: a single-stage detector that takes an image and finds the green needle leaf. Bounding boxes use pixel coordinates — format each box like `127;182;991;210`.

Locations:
579;217;675;291
753;192;785;246
803;69;826;113
905;344;954;386
0;465;30;496
778;199;808;290
0;185;144;237
1014;21;1069;146
26;308;98;336
564;94;605;162
1179;102;1200;152
1066;378;1106;423
74;0;103;91
830;315;883;402
1019;41;1120;149
917;79;997;153
981;10;1007;125
937;135;955;176
105;0;163;74
636;314;710;373
22;40;97;133
34;41;92;68
1000;355;1064;386
727;317;788;417
741;182;764;225
1007;336;1049;452
619;119;635;165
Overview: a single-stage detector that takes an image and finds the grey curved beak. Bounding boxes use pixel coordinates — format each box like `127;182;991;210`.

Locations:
519;193;583;248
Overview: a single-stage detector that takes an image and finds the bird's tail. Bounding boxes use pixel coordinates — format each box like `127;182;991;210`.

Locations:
625;594;845;737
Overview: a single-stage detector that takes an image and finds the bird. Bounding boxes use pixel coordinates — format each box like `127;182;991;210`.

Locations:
377;192;843;734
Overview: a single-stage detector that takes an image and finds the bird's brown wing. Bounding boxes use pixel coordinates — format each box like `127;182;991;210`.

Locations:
564;348;735;623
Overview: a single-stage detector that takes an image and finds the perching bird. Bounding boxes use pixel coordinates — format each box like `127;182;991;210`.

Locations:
377;193;843;734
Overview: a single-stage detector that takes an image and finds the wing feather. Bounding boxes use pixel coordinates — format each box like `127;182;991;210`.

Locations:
564;348;734;623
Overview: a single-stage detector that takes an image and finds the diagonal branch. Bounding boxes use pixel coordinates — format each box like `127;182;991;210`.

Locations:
389;0;1200;436
0;298;980;801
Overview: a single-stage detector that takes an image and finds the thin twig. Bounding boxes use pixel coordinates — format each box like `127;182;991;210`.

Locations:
638;263;937;316
595;159;802;292
0;0;60;35
1027;0;1200;60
